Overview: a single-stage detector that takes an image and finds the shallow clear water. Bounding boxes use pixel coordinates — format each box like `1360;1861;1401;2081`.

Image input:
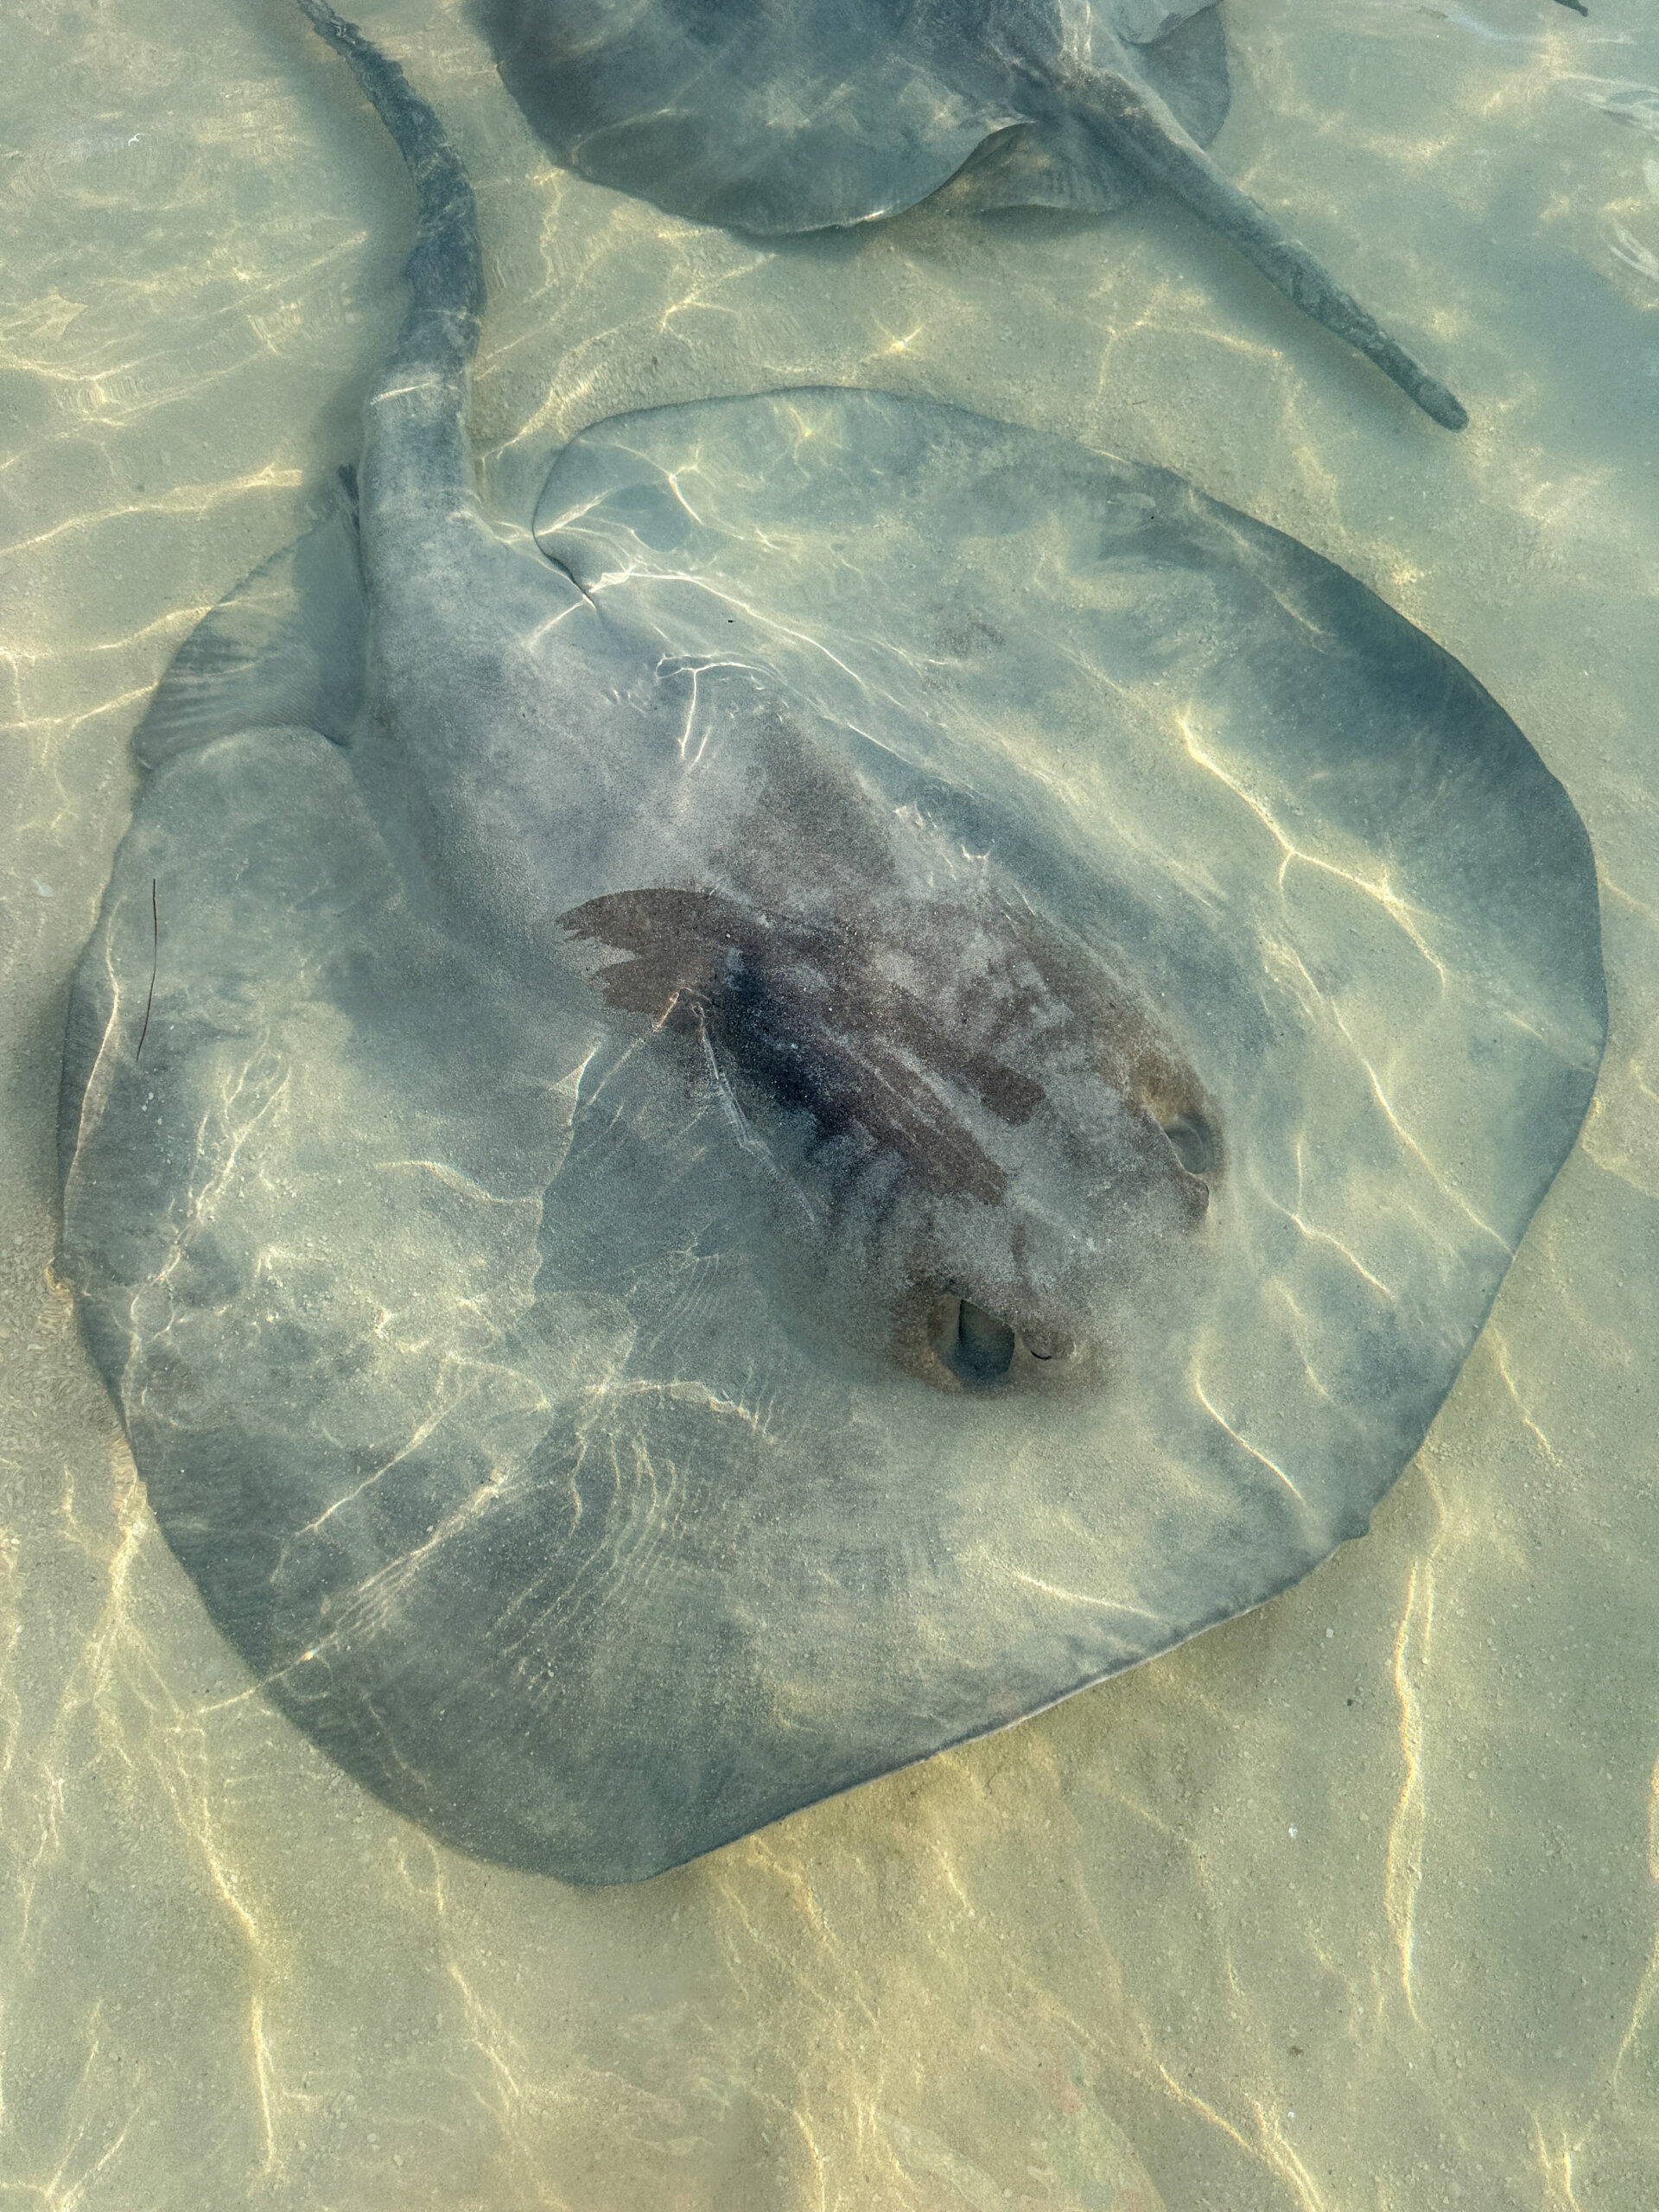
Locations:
4;0;1658;2203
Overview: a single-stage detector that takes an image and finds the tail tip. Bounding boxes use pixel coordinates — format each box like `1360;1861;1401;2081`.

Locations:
1418;377;1468;433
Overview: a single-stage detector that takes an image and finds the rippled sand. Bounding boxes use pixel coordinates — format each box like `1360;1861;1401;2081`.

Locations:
4;0;1658;2203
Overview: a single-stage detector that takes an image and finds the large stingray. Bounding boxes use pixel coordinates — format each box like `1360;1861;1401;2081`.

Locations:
58;3;1600;1885
476;0;1468;429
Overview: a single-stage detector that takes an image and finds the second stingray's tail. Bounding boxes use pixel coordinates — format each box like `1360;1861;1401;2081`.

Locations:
1033;39;1467;431
297;0;485;518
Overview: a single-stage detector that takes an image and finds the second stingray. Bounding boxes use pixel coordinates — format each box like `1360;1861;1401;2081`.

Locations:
478;0;1467;428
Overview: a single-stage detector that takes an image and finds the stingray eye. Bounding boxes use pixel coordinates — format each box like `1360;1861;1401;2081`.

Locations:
946;1298;1017;1388
913;1291;1075;1390
1160;1112;1219;1179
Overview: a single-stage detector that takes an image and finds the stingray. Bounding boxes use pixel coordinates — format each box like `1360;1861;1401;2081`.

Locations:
58;3;1600;1885
475;0;1468;429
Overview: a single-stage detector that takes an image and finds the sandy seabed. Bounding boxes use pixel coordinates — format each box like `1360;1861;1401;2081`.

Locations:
3;0;1658;2205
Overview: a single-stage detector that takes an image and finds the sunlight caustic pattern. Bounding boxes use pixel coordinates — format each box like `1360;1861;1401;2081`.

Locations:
1383;1470;1448;2027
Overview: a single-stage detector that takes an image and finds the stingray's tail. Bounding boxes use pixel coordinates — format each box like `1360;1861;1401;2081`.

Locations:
296;0;485;517
1058;49;1466;431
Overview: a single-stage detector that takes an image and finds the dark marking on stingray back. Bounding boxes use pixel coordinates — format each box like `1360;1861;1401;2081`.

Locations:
562;887;1046;1207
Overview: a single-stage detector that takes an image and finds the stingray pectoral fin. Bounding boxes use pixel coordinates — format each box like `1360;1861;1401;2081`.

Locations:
134;504;367;768
1060;58;1466;429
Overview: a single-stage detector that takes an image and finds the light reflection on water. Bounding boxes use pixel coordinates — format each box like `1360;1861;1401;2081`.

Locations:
3;0;1657;2204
